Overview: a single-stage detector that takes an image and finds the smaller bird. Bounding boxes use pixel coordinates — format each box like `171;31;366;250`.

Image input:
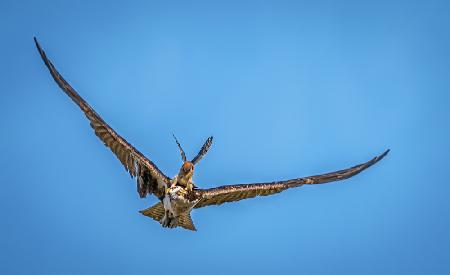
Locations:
172;161;195;190
34;37;389;231
170;134;213;192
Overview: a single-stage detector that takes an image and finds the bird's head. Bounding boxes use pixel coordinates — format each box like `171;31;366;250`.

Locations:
179;161;195;179
172;134;213;185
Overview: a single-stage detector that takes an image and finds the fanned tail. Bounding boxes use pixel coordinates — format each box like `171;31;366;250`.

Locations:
178;213;197;231
139;203;197;231
140;202;165;222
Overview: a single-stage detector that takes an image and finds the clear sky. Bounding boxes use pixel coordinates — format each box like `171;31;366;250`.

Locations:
1;0;449;274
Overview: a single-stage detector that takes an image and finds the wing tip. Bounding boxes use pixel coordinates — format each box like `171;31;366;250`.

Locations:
33;36;50;66
33;36;42;53
358;148;390;172
375;149;390;162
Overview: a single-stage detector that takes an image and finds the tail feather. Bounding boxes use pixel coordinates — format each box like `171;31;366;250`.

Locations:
140;203;197;231
140;202;165;222
178;213;197;231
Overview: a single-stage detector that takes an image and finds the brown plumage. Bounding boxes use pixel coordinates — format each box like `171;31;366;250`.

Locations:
193;149;389;208
34;37;170;199
35;37;389;231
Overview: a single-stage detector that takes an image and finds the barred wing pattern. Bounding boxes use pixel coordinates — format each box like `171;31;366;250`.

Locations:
191;136;213;164
34;38;170;199
194;150;389;208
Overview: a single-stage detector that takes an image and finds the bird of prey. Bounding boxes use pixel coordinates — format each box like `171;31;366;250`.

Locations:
34;37;389;231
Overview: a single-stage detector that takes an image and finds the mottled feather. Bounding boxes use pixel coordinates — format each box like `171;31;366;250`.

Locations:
34;37;170;199
194;150;389;208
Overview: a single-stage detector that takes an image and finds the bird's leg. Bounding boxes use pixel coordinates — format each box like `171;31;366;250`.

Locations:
161;210;178;228
167;177;178;194
168;215;178;228
187;177;198;192
172;176;178;188
186;182;193;192
161;210;171;227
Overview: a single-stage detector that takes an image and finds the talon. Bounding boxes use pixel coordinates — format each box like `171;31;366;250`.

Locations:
169;217;178;228
184;182;194;192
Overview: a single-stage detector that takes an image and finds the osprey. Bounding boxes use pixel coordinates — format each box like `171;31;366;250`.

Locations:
34;38;389;231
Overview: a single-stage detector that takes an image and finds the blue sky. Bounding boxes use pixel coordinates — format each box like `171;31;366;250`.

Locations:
1;0;449;274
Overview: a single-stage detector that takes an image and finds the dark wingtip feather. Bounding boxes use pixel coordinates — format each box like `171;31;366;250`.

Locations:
191;135;214;164
34;37;44;55
33;36;53;72
172;133;187;162
372;149;390;164
356;149;390;171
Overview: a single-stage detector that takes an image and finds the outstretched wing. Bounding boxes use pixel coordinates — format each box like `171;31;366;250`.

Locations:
34;37;171;199
194;150;389;208
191;136;213;165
